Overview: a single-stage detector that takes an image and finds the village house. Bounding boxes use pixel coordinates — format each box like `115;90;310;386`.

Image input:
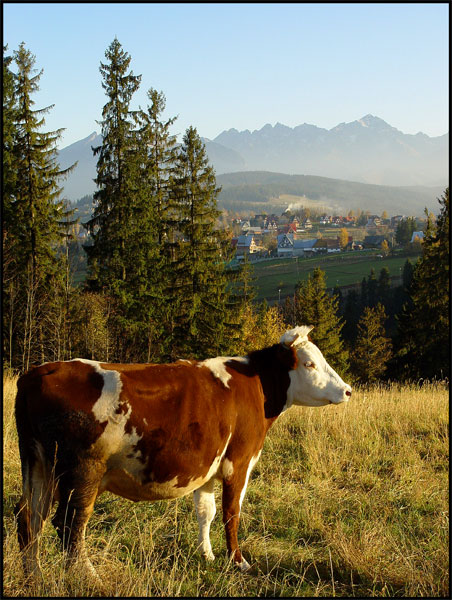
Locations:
362;234;388;249
234;234;261;258
264;215;279;230
366;215;383;229
278;222;298;235
277;234;317;258
331;216;343;226
245;226;263;236
313;238;341;253
391;215;406;227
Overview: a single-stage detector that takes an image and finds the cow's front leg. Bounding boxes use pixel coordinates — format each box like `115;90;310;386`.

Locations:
221;466;252;572
193;479;216;561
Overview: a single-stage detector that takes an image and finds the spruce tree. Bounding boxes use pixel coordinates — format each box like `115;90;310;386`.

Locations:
168;126;232;359
84;39;143;360
137;88;178;246
352;303;392;383
342;289;361;343
3;43;75;369
85;38;142;294
377;267;391;304
284;267;349;376
125;88;179;361
402;259;414;291
9;43;75;279
395;217;417;246
367;268;378;308
3;46;17;227
394;189;449;380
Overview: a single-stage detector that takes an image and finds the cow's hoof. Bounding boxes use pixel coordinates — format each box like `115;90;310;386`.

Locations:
237;557;251;572
202;550;215;562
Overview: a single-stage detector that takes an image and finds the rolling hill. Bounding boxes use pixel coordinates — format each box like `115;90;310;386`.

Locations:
215;171;444;216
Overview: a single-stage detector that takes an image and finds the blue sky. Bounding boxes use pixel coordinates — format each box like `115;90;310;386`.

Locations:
3;2;449;149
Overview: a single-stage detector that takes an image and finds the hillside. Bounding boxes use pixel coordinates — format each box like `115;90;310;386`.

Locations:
216;171;444;216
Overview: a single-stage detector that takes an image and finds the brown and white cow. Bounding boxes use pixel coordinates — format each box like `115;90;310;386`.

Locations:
14;325;351;579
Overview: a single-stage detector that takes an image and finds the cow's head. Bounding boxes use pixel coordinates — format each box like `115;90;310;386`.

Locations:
280;326;352;407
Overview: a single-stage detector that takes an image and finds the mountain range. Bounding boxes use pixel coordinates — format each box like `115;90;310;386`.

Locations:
56;115;448;213
211;115;447;187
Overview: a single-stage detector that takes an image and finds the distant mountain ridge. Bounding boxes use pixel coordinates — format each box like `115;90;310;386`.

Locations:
212;115;448;187
56;115;448;204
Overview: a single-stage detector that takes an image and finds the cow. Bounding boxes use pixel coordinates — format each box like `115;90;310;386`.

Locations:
14;325;351;581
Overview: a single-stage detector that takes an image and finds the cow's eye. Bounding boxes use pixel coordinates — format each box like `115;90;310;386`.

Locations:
304;361;315;369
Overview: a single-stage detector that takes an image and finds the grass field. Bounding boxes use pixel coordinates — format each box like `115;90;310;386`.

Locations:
250;252;419;303
3;373;448;597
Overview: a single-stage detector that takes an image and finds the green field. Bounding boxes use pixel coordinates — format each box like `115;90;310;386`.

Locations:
250;251;419;303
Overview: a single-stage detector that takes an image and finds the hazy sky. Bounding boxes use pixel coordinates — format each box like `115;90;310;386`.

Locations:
3;2;449;149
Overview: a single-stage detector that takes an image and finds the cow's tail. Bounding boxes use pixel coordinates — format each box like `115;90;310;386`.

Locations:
14;372;57;578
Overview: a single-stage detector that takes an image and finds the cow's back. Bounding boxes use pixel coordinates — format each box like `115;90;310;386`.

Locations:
15;358;266;503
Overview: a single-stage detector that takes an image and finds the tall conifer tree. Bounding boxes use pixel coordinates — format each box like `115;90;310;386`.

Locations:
85;38;142;294
127;88;179;361
3;43;75;369
352;303;392;383
9;43;74;278
84;39;144;360
394;189;449;380
3;46;17;226
168;127;232;358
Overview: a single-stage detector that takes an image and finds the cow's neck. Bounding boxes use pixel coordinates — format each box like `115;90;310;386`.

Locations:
247;344;297;429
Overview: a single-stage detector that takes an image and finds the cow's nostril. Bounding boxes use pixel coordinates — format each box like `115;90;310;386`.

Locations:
345;390;352;397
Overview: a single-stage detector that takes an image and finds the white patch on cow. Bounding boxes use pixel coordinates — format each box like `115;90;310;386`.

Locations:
70;359;143;476
198;356;249;389
239;450;261;509
222;458;234;480
102;432;233;502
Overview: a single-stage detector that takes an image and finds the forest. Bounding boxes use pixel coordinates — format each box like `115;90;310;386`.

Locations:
2;39;450;384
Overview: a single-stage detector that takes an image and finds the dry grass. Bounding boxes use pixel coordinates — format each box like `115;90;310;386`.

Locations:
3;374;449;597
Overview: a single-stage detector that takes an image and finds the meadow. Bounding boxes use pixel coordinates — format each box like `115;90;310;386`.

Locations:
250;252;417;303
3;373;449;597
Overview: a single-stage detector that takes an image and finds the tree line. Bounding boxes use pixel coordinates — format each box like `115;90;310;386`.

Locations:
2;40;449;384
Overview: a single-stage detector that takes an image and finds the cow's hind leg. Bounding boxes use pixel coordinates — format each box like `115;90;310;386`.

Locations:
14;442;57;582
193;479;216;561
52;458;104;581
